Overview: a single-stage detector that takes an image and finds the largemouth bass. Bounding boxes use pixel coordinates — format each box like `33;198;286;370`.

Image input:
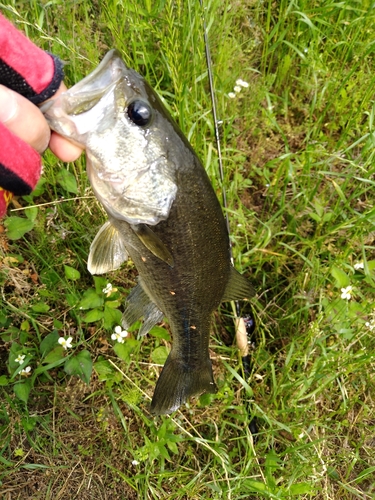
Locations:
42;50;254;415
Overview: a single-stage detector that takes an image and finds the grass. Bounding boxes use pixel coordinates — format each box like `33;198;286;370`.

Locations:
1;0;375;498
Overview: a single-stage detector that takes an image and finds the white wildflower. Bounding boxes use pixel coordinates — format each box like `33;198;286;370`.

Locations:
20;366;31;376
111;325;128;343
233;85;242;93
102;283;118;297
365;320;375;332
132;460;139;466
15;354;26;364
236;78;249;88
354;262;364;270
228;92;236;99
58;336;73;350
340;286;353;300
102;283;113;295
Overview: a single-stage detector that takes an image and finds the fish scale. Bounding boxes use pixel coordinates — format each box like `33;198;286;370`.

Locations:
41;49;255;415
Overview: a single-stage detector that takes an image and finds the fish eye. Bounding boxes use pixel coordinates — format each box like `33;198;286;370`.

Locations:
126;100;152;126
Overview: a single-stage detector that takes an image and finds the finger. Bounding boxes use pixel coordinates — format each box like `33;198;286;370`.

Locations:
0;84;50;153
49;131;84;162
54;82;68;96
45;82;85;162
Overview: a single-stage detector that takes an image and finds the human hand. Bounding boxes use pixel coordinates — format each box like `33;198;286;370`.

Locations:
0;12;86;217
0;83;83;161
0;82;84;217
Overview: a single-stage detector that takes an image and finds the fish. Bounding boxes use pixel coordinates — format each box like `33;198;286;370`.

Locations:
41;49;254;415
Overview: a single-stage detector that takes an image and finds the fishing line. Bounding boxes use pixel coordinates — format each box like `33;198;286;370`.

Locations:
198;0;230;260
198;0;248;348
199;0;257;436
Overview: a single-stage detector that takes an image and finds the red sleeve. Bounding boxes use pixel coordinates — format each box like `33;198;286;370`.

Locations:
0;13;64;103
0;13;64;217
0;124;41;195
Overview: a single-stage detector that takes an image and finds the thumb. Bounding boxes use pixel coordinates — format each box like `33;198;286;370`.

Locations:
0;84;50;153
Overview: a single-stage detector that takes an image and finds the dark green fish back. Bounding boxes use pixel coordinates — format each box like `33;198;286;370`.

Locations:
111;151;231;414
43;49;255;415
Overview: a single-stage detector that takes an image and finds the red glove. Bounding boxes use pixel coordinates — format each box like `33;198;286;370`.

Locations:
0;13;64;217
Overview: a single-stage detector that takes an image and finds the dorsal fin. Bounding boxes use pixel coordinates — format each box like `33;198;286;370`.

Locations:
221;267;255;302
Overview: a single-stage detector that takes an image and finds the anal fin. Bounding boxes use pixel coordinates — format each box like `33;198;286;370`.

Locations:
122;280;164;337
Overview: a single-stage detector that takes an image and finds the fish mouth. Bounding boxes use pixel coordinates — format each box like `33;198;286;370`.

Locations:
41;49;125;117
97;170;130;185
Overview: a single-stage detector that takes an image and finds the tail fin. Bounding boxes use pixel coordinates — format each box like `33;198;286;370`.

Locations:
150;354;217;415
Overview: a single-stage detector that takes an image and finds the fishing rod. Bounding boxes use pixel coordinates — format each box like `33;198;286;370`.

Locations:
199;0;258;437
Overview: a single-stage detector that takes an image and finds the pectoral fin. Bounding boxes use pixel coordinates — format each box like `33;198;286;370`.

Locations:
87;221;129;275
221;267;255;302
122;280;164;337
131;223;174;267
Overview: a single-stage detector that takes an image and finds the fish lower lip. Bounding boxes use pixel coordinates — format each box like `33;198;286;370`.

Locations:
98;172;124;183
